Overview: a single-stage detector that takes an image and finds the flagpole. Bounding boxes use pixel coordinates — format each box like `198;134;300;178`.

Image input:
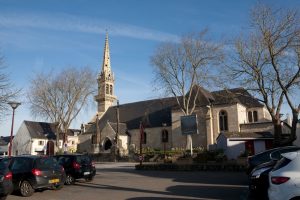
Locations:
139;122;143;166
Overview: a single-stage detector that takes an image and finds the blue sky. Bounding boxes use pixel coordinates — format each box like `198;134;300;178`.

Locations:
0;0;299;136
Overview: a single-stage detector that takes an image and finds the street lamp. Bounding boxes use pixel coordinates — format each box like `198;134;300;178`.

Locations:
8;101;21;157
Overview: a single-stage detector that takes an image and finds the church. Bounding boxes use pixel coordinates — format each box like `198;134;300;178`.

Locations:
77;34;292;159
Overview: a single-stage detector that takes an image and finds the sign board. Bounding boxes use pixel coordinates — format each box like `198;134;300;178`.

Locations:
180;114;198;135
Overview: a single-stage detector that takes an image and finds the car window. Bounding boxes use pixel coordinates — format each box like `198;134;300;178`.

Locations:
11;158;32;171
76;155;91;164
0;158;10;170
35;157;58;170
57;156;72;166
272;157;292;172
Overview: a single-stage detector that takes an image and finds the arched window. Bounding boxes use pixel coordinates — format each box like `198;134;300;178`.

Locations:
248;111;258;123
219;111;228;131
110;85;113;95
248;111;253;123
142;132;147;144
162;129;168;143
253;111;258;122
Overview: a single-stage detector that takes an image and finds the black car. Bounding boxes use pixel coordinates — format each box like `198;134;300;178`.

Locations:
0;158;13;200
249;146;300;198
54;154;96;185
246;146;299;174
7;155;66;197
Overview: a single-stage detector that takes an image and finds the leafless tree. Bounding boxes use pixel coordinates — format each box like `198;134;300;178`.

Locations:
151;30;224;150
28;67;96;147
227;4;300;146
0;54;20;121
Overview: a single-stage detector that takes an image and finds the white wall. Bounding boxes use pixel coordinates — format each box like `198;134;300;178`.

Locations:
226;140;245;159
12;122;32;155
254;140;265;154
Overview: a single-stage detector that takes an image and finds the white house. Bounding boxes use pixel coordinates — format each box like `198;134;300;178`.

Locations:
13;120;80;155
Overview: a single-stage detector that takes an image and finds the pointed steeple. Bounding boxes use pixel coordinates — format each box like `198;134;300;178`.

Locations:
95;32;117;115
102;31;111;74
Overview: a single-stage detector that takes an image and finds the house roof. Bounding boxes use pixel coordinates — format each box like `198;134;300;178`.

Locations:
0;136;11;145
108;122;128;136
98;97;177;130
220;131;273;140
24;121;57;140
211;88;263;108
23;121;80;140
91;87;263;132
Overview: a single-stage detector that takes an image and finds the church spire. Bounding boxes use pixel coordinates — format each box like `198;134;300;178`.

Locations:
95;32;117;115
102;31;111;74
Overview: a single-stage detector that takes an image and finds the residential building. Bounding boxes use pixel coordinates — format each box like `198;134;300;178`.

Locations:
13;120;80;155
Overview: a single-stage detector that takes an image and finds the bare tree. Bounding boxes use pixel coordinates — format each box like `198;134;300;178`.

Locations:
227;4;300;146
151;30;223;150
0;54;20;121
28;67;96;147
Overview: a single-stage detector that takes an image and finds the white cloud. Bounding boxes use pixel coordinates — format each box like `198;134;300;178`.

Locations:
0;12;180;42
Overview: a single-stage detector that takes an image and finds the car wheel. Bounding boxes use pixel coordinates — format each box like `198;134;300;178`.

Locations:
85;176;94;182
52;184;63;190
20;180;34;197
0;195;7;200
65;174;75;185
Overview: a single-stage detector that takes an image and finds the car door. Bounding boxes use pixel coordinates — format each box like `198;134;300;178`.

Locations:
10;157;32;189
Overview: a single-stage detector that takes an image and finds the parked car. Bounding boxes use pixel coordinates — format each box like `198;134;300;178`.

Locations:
0;158;13;200
246;146;299;174
268;150;300;200
249;146;300;199
54;154;96;185
7;155;66;197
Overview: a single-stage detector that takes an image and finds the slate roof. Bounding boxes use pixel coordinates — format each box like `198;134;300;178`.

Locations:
99;97;177;130
108;122;128;136
0;136;11;145
24;121;57;140
221;131;273;140
94;87;264;130
211;88;263;107
24;121;80;140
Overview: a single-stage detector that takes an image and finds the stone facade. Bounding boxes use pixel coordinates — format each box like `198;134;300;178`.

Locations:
81;34;277;156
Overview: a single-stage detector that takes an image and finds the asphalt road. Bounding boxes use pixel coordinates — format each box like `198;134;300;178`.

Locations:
6;162;250;200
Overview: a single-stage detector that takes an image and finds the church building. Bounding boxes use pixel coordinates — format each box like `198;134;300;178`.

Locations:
78;34;292;159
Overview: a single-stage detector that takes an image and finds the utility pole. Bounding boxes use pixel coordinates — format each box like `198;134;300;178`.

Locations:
115;100;120;161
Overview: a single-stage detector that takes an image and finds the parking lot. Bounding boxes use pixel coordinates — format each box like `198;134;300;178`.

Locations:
6;162;250;200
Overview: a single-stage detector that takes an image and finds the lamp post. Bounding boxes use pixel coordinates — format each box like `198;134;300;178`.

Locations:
8;101;21;157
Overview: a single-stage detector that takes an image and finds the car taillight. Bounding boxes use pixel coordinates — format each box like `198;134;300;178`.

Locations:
271;176;290;184
4;172;12;180
72;161;81;170
32;169;42;176
91;161;95;167
61;166;65;172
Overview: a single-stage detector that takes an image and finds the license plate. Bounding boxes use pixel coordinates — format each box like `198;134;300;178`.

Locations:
49;179;60;184
84;172;90;175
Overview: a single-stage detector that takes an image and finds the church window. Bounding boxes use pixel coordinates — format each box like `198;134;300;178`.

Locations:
219;111;228;131
248;111;258;123
162;130;168;143
142;132;147;144
253;111;258;122
110;85;113;95
248;111;253;123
